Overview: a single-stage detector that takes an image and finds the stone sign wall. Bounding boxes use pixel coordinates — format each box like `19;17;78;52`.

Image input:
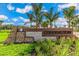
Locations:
4;27;73;44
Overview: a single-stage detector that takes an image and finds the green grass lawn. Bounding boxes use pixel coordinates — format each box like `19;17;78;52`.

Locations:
0;44;32;56
0;30;32;56
0;30;10;43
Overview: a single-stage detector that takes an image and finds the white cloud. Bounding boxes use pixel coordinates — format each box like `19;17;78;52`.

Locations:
19;16;24;20
56;17;68;22
55;17;68;26
32;22;36;26
16;5;32;14
58;3;79;11
7;4;15;11
75;13;79;16
12;18;17;22
19;16;30;22
0;15;8;20
41;6;48;12
18;16;36;26
41;9;48;12
12;16;30;24
24;19;30;23
2;22;14;25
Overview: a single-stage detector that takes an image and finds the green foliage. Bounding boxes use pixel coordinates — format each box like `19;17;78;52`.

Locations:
31;37;79;56
55;37;73;56
63;6;75;27
0;20;3;23
1;30;79;56
63;6;75;19
33;39;55;56
0;44;32;56
43;7;59;28
0;30;10;43
41;21;48;27
26;4;43;27
74;39;79;56
0;30;32;56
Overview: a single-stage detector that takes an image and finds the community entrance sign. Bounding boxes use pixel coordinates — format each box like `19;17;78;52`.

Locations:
42;28;73;37
4;27;73;44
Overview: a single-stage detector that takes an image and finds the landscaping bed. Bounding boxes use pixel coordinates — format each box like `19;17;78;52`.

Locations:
0;30;33;56
0;30;79;56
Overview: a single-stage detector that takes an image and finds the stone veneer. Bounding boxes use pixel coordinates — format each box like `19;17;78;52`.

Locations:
26;32;57;41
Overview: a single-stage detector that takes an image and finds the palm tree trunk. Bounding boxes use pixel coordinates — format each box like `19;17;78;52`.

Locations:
69;18;72;28
72;23;74;31
36;22;39;28
68;19;71;28
53;21;55;28
30;22;32;27
50;22;52;28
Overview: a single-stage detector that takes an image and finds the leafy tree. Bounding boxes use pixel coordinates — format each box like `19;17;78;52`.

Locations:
63;6;75;28
26;3;43;28
0;19;4;30
43;7;59;28
25;13;34;27
41;21;49;28
73;15;79;31
0;19;3;26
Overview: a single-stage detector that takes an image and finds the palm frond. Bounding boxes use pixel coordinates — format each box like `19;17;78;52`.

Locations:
52;12;59;21
49;7;53;17
43;12;51;20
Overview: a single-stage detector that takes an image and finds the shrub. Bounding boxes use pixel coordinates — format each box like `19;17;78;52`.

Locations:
33;39;55;56
74;38;79;56
29;38;77;56
54;37;73;56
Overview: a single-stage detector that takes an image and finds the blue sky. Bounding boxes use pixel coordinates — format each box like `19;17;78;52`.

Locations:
0;3;79;26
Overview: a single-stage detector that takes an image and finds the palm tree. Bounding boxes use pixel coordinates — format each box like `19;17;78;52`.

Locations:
70;17;77;30
0;20;3;25
72;15;79;30
63;6;75;28
26;3;43;28
41;21;49;28
26;13;34;27
32;3;43;28
0;19;4;30
43;7;59;28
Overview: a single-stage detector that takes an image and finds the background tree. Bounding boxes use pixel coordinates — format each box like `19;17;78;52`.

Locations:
25;13;35;27
71;15;79;31
0;19;4;30
31;3;43;28
0;19;3;26
43;7;59;28
25;4;43;28
63;6;75;28
41;21;49;28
